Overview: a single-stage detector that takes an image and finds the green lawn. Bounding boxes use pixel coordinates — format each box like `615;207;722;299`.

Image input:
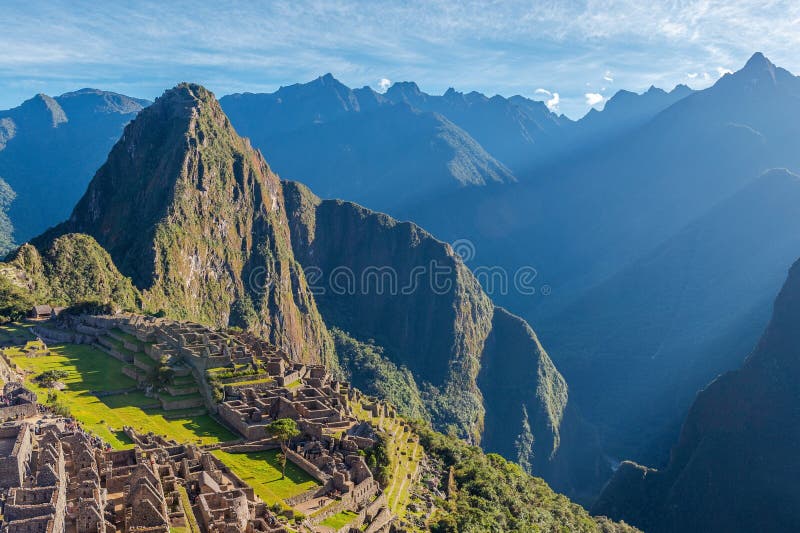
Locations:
212;449;320;505
320;510;358;529
8;342;234;448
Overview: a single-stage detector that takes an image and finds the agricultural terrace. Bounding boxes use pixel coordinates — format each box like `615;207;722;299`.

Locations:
2;326;234;448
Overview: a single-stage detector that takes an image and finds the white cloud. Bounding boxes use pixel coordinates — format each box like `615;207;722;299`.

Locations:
535;88;560;111
716;66;733;77
603;70;614;82
585;92;604;106
687;72;699;79
377;77;391;92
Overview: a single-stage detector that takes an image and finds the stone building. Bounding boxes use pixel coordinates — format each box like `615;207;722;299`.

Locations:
0;383;38;422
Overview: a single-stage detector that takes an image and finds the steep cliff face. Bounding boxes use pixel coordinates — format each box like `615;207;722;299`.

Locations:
593;258;800;532
283;179;493;439
40;84;333;365
479;307;609;503
282;179;606;500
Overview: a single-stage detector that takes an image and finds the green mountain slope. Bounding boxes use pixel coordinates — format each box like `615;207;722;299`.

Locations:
34;84;334;365
3;234;139;310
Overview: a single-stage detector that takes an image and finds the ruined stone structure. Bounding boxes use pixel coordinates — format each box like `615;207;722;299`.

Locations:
0;424;287;533
0;422;33;489
31;313;283;414
0;383;38;422
1;314;398;532
218;366;389;528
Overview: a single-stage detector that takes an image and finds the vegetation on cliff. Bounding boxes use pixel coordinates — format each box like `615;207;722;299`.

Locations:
283;178;606;500
332;327;428;422
0;178;15;255
3;234;139;312
414;423;639;533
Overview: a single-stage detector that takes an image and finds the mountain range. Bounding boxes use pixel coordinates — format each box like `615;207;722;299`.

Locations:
0;89;149;249
220;52;800;471
1;52;799;519
0;83;608;503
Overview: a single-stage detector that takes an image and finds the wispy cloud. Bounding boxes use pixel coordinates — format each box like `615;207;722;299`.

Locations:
1;0;799;117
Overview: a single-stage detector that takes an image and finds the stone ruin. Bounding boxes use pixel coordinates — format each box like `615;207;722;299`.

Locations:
3;313;400;531
0;383;38;423
0;422;287;533
218;365;393;529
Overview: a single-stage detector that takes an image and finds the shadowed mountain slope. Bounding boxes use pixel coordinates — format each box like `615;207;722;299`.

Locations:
593;255;800;532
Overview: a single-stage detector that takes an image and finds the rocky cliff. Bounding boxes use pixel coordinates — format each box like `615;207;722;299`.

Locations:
593;258;800;532
33;84;334;365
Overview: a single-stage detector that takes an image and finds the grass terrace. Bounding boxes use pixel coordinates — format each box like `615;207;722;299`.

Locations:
4;336;234;448
211;449;320;505
319;510;358;530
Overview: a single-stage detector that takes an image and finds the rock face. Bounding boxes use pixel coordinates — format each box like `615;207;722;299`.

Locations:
593;258;800;532
40;84;334;365
282;180;608;502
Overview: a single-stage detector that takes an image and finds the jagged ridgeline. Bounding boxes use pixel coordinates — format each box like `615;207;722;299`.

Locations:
3;83;605;500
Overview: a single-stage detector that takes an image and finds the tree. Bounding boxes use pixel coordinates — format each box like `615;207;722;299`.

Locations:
266;418;300;479
276;451;287;480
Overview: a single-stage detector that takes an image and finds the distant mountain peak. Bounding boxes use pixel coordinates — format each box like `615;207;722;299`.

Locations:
727;51;782;85
644;85;666;95
55;88;150;114
743;51;773;70
385;81;424;102
317;72;339;85
18;93;67;127
670;84;692;96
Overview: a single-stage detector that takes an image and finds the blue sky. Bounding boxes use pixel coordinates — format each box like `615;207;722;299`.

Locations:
1;0;797;118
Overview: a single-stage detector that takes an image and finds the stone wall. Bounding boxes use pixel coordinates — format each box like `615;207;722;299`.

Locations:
0;424;33;488
283;447;331;484
160;395;204;410
0;402;36;422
